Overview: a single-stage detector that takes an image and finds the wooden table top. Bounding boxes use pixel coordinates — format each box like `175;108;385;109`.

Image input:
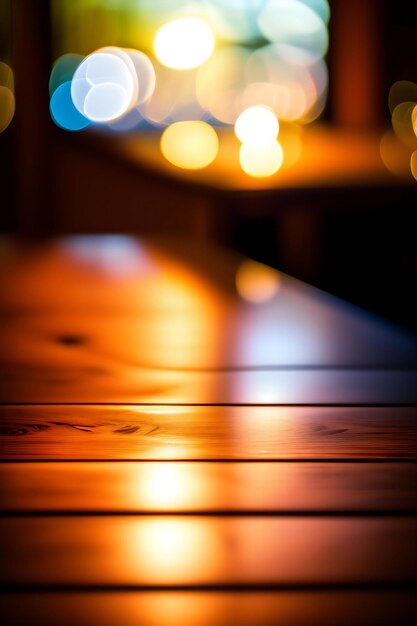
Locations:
0;236;416;625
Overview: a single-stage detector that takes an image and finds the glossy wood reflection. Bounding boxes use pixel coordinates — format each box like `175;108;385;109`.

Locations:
2;517;417;586
2;461;416;514
1;591;416;626
1;237;416;626
1;237;416;405
1;405;416;460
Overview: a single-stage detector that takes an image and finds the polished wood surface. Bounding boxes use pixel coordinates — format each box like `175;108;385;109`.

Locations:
1;236;416;625
1;405;417;459
2;462;416;513
2;517;417;586
1;237;416;404
2;591;416;626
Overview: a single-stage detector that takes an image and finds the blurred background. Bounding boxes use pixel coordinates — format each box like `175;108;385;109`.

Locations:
0;0;416;331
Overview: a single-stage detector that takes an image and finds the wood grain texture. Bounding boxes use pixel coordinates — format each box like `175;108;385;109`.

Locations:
1;591;416;626
1;461;417;514
1;405;416;459
1;517;417;586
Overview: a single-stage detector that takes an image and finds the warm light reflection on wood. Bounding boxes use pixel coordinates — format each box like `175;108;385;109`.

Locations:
129;519;221;583
1;591;416;626
135;593;220;626
136;463;210;509
1;237;416;404
1;405;417;459
1;236;417;624
2;517;416;585
2;462;417;513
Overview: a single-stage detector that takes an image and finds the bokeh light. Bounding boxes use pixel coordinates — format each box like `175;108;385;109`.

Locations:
49;53;83;96
124;49;156;105
93;46;139;102
302;0;331;23
0;86;15;134
153;18;215;70
411;151;417;181
235;106;279;147
246;44;328;122
203;0;265;42
392;102;417;151
107;107;144;132
196;45;251;124
388;81;417;115
160;121;219;169
258;0;328;58
0;61;13;91
239;141;284;178
48;0;330;177
139;60;205;127
85;83;131;123
236;260;282;303
412;105;417;138
240;81;280;113
0;62;15;134
71;51;135;122
383;81;417;181
50;46;156;129
380;129;412;178
50;81;90;131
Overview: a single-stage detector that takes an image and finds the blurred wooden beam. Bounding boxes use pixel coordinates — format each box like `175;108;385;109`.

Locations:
330;0;383;127
12;0;53;233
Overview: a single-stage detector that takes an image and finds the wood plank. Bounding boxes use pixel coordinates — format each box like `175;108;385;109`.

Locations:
1;237;417;405
2;366;417;404
1;517;416;586
1;238;415;370
1;405;416;459
1;591;416;626
1;461;416;514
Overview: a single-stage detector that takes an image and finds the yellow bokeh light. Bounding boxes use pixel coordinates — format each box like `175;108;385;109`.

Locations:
139;61;200;126
0;86;15;133
0;62;15;134
239;140;284;177
236;260;282;303
0;61;14;91
411;151;417;181
276;82;308;121
412;105;417;138
235;105;279;147
160;121;219;170
196;45;251;124
240;81;278;112
392;102;417;150
380;130;411;178
246;45;324;123
154;18;215;70
388;80;417;115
